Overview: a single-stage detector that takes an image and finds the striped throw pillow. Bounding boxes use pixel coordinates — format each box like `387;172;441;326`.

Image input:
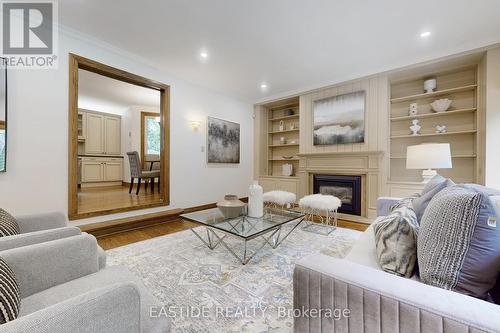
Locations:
373;203;419;278
418;185;500;299
0;209;19;237
0;256;20;324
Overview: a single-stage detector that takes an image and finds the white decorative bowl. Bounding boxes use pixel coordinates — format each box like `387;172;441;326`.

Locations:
430;98;452;113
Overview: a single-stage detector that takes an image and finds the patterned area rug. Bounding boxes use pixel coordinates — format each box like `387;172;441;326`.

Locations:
107;224;361;332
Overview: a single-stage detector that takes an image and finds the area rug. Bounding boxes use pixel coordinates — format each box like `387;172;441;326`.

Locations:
107;224;361;332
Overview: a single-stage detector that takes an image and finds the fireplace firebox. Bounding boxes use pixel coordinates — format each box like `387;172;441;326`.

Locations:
313;175;362;216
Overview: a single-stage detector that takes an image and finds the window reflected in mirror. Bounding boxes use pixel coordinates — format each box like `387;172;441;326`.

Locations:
141;112;161;171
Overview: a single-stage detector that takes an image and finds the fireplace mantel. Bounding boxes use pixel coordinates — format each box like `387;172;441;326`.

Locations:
297;150;385;223
297;151;384;157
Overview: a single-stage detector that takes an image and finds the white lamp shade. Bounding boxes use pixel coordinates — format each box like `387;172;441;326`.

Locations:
406;143;452;169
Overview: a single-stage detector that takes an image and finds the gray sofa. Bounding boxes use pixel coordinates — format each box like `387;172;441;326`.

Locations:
0;211;106;268
1;233;170;333
293;197;500;333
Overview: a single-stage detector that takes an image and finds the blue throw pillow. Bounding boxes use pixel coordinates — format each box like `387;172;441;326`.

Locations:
412;175;455;221
418;185;500;300
491;275;500;304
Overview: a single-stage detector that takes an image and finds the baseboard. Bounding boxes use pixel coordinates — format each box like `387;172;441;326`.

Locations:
79;208;183;237
80;196;249;238
81;181;122;188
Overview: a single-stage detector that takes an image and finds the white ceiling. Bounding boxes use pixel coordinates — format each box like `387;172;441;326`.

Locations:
60;0;500;101
78;69;160;110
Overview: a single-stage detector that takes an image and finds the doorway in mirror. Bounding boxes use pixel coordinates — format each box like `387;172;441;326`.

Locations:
68;54;170;220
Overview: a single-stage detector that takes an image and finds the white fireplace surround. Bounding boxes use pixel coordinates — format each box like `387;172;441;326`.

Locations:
297;151;384;223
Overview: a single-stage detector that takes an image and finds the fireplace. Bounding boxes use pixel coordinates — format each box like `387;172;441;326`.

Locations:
313;175;362;216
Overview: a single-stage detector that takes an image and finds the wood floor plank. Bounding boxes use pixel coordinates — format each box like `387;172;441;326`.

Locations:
78;184;162;215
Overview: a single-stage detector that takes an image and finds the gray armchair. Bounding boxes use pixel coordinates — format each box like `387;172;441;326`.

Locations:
1;234;170;333
127;151;160;195
0;211;106;268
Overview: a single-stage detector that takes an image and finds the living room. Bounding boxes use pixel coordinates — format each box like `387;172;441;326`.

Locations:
0;1;499;332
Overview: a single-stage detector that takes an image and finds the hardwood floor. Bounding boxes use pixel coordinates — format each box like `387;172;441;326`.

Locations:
78;184;162;215
97;219;197;250
97;218;368;250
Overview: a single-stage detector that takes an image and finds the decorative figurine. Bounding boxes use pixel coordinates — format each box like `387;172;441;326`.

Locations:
289;123;295;130
409;103;418;116
280;136;286;144
279;120;284;131
435;125;447;134
410;119;421;136
424;78;437;93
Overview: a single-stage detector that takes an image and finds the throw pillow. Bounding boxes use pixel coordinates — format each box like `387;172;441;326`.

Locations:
418;185;500;299
491;275;500;305
373;204;419;278
389;193;420;212
0;209;19;237
0;256;20;324
412;175;454;221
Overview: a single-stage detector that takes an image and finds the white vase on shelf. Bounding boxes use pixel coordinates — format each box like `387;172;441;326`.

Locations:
282;163;293;176
409;103;418;116
424;78;437;93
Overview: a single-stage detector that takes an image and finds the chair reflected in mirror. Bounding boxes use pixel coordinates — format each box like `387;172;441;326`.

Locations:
126;151;160;195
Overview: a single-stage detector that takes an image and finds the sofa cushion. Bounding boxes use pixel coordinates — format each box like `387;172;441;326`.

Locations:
491;275;500;304
412;175;454;221
0;209;19;237
0;256;20;324
373;204;419;278
20;266;170;333
345;223;381;270
418;185;500;299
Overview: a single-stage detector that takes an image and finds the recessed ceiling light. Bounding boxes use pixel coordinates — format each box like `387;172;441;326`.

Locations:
260;83;268;89
200;51;208;58
420;31;431;38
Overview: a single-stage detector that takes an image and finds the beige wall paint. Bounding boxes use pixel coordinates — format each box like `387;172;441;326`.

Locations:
485;47;500;188
299;76;390;196
299;76;389;155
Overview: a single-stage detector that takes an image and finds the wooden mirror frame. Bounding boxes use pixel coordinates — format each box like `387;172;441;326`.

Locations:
68;54;170;220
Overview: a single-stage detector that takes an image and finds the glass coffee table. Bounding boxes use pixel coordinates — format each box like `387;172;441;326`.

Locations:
181;207;305;265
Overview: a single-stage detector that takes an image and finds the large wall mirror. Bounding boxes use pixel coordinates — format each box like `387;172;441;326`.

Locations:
0;58;7;172
68;54;170;219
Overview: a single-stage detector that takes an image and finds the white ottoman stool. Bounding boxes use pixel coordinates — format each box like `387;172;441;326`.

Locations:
299;194;341;235
263;190;296;210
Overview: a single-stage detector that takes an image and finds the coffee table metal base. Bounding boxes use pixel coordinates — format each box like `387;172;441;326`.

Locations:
190;219;303;265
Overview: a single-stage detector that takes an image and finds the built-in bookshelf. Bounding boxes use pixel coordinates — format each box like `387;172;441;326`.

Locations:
263;97;300;177
389;65;482;183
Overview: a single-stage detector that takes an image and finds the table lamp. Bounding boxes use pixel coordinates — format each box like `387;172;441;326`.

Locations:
406;143;452;183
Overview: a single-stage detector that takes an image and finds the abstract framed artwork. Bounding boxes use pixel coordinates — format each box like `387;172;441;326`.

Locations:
207;116;240;163
313;91;365;145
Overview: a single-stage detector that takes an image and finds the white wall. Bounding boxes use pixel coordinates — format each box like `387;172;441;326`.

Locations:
0;29;253;224
485;47;500;189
